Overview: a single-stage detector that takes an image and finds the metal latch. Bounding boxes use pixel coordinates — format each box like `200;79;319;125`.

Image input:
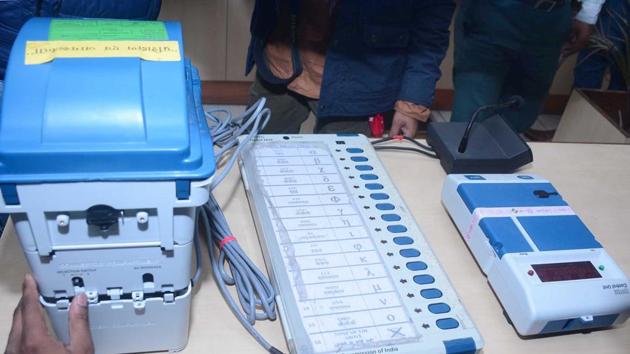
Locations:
163;292;175;303
54;291;70;309
72;277;85;294
107;288;123;300
162;285;175;303
55;298;69;310
85;290;98;304
86;204;121;231
132;291;146;310
55;299;70;310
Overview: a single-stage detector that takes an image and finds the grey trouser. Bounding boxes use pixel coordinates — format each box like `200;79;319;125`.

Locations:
249;74;371;135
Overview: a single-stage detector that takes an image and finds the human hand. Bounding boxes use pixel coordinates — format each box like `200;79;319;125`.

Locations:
5;274;94;354
562;20;594;57
390;111;419;138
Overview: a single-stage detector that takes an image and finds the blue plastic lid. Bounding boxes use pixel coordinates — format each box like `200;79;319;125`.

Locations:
0;18;215;183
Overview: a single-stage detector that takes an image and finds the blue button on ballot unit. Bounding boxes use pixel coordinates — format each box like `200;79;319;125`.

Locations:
0;18;215;354
239;135;483;354
442;174;630;336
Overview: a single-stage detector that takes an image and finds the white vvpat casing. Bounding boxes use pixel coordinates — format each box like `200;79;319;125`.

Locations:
0;181;208;353
0;18;216;354
42;284;193;354
442;174;630;336
3;181;205;255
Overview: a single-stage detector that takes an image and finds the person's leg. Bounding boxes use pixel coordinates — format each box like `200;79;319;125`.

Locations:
248;73;312;134
604;0;630;90
575;0;626;90
608;60;627;91
313;117;372;135
451;14;510;123
307;99;372;135
574;49;608;89
499;34;570;132
453;0;573;134
484;0;572;133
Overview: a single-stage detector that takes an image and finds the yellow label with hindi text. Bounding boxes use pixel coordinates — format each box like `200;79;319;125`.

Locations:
24;40;181;65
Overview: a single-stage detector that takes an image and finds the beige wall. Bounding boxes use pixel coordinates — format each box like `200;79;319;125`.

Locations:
159;0;254;81
160;0;576;95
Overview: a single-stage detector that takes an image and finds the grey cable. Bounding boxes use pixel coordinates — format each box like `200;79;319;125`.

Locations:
199;196;282;353
207;99;270;190
199;99;283;353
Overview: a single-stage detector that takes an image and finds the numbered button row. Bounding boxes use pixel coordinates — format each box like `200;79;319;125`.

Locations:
346;150;459;330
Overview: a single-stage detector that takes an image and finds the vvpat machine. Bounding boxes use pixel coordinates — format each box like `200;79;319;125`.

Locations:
0;18;215;353
441;174;630;336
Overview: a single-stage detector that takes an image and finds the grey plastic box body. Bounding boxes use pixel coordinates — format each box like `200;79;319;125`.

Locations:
2;181;208;353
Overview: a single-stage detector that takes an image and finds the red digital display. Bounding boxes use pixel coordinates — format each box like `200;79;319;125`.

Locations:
531;261;601;282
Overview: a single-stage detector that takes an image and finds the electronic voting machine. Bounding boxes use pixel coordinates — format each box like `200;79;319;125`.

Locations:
442;174;630;336
239;134;483;354
0;18;215;353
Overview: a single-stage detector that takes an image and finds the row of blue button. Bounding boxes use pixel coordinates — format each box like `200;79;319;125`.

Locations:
397;241;459;328
347;148;460;330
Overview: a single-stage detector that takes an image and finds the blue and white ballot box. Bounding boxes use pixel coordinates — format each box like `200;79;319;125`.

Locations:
442;174;630;336
0;18;215;353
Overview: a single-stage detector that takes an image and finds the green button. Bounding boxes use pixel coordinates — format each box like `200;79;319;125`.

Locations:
599;265;605;271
